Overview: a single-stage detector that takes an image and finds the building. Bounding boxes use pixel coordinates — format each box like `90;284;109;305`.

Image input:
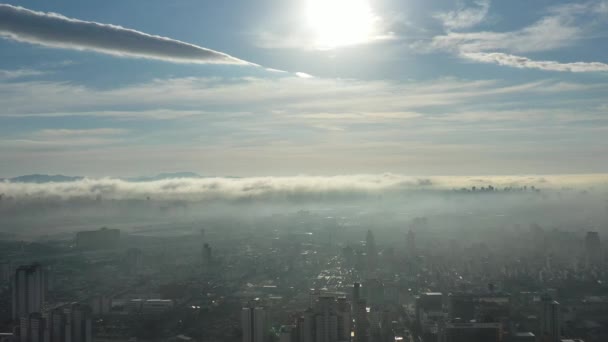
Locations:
584;232;601;265
12;264;47;320
0;262;11;283
406;229;416;257
296;296;352;342
314;297;339;342
279;325;297;342
68;303;93;342
448;294;475;322
242;306;267;342
539;296;560;342
142;299;174;314
202;243;213;271
441;322;502;342
354;299;368;342
75;227;120;249
90;296;112;316
125;248;143;275
511;332;535;342
365;230;377;274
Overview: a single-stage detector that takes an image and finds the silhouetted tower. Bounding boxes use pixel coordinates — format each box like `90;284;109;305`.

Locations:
12;264;47;320
406;229;416;257
585;231;601;265
242;306;267;342
366;230;377;274
539;295;560;342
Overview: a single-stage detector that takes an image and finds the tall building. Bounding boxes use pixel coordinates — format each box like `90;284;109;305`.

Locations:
12;264;47;320
314;297;339;342
125;248;143;275
406;229;416;257
27;313;44;342
242;306;267;342
584;232;601;265
365;230;377;274
68;303;93;342
296;296;351;342
352;283;360;315
50;308;66;342
354;299;368;342
202;243;213;269
539;296;560;342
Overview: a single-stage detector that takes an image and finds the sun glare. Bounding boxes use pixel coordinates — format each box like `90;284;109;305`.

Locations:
306;0;376;49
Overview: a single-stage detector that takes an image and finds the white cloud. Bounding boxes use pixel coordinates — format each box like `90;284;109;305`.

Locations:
434;0;491;30
1;128;131;149
0;76;598;119
0;68;46;80
430;16;582;54
0;4;254;65
461;52;608;72
35;128;129;137
425;1;608;73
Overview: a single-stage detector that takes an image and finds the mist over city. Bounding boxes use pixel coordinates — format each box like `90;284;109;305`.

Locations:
2;0;608;342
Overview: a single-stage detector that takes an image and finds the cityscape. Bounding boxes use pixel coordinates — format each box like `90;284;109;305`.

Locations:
1;0;608;342
0;177;606;342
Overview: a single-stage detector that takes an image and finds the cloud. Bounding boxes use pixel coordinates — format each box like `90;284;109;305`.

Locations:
35;128;129;137
434;0;490;30
1;75;601;121
0;68;46;80
461;52;608;72
429;16;582;54
0;4;254;65
1;174;607;202
295;72;314;78
424;1;608;73
1;128;130;149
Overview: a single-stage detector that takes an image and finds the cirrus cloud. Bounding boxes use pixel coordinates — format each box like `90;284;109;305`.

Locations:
461;52;608;73
0;4;255;65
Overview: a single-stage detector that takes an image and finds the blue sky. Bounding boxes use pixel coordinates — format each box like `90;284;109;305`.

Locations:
0;0;607;177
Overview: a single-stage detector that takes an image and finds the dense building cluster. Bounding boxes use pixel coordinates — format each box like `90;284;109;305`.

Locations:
0;209;606;342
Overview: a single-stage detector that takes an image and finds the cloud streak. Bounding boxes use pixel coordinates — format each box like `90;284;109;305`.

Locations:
462;52;608;72
0;4;254;65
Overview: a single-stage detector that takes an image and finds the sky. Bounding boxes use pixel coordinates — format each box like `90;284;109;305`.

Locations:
1;0;607;178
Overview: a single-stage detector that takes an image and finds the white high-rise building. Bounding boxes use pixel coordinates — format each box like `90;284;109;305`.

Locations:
242;307;267;342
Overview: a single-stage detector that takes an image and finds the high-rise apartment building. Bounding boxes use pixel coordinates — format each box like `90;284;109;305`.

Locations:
242;306;267;342
12;264;47;320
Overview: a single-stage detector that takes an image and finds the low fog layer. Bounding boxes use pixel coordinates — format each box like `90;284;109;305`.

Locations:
1;174;607;240
1;173;607;201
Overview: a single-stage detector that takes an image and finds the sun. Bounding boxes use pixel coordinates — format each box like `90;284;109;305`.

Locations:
306;0;376;50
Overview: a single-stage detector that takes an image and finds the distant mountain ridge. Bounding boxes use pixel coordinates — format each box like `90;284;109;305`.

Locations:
2;172;202;183
6;174;84;183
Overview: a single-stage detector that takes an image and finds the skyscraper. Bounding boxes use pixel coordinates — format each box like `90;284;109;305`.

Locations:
354;299;368;342
539;295;560;342
584;231;601;265
406;229;416;257
242;306;267;342
68;303;93;342
12;264;47;320
365;230;377;274
314;297;339;342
